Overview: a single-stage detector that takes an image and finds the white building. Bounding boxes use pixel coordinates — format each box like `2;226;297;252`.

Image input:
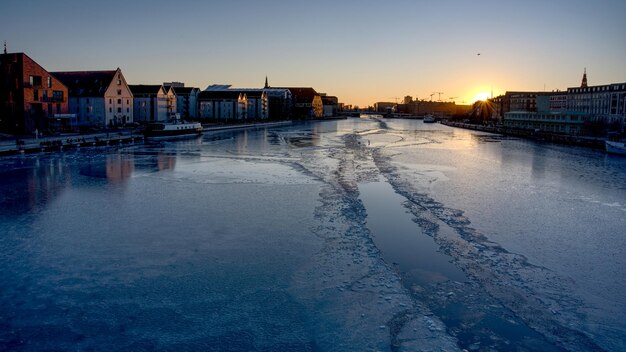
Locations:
502;71;626;135
129;85;169;122
164;85;177;119
567;83;626;125
52;68;133;128
199;85;269;120
164;84;200;119
504;111;587;135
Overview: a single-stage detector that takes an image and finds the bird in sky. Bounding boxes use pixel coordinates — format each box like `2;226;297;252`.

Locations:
477;53;481;56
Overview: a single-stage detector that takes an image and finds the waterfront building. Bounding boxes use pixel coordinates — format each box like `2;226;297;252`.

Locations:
489;94;508;122
321;94;339;117
0;52;70;134
412;100;458;116
565;70;626;132
503;70;626;135
264;88;292;120
566;84;626;125
128;85;169;122
297;87;323;119
374;102;395;113
533;92;568;113
52;68;133;128
490;91;543;122
163;85;177;118
164;83;200;119
503;92;575;133
199;85;268;120
276;87;323;119
508;92;539;112
503;111;587;135
264;78;322;119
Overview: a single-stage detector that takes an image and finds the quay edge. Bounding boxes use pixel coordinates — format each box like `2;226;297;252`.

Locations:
440;120;607;150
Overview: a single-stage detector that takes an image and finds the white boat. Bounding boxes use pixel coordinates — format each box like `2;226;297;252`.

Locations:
144;121;203;139
605;140;626;155
423;115;436;123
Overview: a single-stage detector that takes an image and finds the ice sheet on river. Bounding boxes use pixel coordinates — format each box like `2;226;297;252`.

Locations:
1;118;624;351
368;118;626;351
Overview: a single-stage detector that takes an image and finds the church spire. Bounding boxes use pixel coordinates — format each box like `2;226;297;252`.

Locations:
581;68;588;88
264;76;269;89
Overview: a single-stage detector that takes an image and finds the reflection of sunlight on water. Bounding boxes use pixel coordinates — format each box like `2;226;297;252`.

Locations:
430;132;476;150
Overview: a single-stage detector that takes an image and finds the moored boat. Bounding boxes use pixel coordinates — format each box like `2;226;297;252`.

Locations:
423;115;436;123
605;140;626;155
144;121;203;139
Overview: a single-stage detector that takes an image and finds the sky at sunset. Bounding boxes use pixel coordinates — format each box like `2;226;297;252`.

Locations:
1;0;625;107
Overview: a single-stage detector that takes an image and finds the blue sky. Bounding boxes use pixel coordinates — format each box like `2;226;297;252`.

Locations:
1;0;625;106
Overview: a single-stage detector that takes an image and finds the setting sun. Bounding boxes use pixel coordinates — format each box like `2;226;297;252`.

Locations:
473;92;491;102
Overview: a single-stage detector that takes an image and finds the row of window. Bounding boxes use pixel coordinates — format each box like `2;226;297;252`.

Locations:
108;98;130;105
31;89;65;101
569;84;626;93
506;114;581;121
505;121;580;133
109;107;130;113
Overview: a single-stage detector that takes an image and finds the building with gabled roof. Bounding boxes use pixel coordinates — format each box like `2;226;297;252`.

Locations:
198;85;268;120
129;85;169;122
51;68;133;128
0;52;70;134
320;94;339;117
270;85;322;119
164;83;199;119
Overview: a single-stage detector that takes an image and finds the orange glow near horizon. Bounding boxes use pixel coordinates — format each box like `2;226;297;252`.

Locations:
472;92;491;102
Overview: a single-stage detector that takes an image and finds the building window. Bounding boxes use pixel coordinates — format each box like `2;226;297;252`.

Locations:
29;75;42;87
117;107;121;113
126;99;129;104
47;77;52;88
109;107;112;113
117;99;121;104
109;98;112;104
117;80;121;85
33;89;39;101
117;89;122;95
53;91;64;101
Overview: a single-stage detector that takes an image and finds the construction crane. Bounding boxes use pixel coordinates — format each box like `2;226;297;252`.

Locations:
448;96;458;103
432;92;444;102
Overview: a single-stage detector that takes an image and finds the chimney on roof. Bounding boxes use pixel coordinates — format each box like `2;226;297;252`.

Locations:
581;68;588;88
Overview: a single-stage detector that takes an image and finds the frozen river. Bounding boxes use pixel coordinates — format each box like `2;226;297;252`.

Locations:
1;118;625;351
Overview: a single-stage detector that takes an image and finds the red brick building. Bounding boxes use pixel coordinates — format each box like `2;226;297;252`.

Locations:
0;52;69;134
